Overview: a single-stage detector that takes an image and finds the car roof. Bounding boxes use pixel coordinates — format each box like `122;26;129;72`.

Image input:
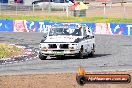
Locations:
51;23;88;29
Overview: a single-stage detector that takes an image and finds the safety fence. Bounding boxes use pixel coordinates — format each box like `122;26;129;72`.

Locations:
0;2;132;18
0;20;132;35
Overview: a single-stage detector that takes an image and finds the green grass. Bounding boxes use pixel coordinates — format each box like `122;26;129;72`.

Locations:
0;44;22;59
0;15;132;23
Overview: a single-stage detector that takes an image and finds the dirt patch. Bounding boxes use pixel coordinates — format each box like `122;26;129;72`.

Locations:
0;71;131;88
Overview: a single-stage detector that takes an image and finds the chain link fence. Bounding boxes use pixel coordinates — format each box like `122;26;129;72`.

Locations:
0;1;132;18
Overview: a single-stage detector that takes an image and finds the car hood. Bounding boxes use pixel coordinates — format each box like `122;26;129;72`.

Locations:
44;36;80;43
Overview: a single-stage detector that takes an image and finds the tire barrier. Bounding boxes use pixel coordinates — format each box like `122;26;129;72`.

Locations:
0;20;132;35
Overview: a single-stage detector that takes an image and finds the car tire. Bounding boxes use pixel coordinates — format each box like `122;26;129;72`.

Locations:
89;44;95;57
76;46;84;59
39;53;47;60
76;75;86;85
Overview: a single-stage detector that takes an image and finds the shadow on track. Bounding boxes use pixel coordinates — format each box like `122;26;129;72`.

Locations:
43;54;112;60
89;54;112;58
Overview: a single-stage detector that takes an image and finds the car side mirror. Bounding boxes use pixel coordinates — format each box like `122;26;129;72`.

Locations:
43;33;48;38
84;35;89;39
83;35;88;39
43;35;47;38
86;35;90;38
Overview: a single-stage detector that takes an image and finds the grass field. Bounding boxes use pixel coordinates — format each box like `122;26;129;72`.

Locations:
0;15;132;23
0;44;22;59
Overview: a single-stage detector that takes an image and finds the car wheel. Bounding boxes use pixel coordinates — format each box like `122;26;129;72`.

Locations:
89;45;95;57
76;75;86;85
39;53;47;60
77;46;84;59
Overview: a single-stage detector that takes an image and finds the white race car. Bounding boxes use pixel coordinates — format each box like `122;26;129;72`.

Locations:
39;23;95;60
32;0;73;11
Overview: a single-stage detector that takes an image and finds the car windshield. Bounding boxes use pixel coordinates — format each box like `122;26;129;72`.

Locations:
53;0;69;3
49;27;82;36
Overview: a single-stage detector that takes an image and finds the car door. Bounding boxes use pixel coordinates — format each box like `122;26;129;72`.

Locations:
83;27;94;53
81;27;89;54
87;27;95;52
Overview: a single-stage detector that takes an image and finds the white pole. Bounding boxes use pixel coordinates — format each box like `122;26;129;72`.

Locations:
0;3;1;15
123;3;126;18
33;3;34;16
48;0;51;12
66;3;69;17
16;4;17;16
110;2;112;9
42;4;44;11
103;4;106;18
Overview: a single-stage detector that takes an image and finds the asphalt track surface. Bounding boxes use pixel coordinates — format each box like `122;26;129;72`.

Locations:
0;32;132;75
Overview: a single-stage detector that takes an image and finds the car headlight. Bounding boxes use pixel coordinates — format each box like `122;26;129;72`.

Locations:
40;44;48;49
69;44;78;49
69;46;74;49
41;47;48;52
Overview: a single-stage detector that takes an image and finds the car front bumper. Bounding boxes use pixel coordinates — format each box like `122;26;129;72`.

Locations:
40;49;79;57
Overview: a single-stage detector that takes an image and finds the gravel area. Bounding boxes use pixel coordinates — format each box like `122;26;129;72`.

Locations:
0;70;131;88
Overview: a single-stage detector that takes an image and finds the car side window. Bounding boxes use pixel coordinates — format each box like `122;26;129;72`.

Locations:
83;27;87;37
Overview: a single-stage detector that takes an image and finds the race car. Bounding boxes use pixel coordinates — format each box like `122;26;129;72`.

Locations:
39;23;95;60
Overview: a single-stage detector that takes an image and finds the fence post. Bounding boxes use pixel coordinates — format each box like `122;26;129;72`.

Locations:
15;4;18;16
48;0;51;12
66;3;69;17
42;4;44;11
103;3;106;18
123;3;126;18
110;2;112;9
33;3;35;16
0;3;1;15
